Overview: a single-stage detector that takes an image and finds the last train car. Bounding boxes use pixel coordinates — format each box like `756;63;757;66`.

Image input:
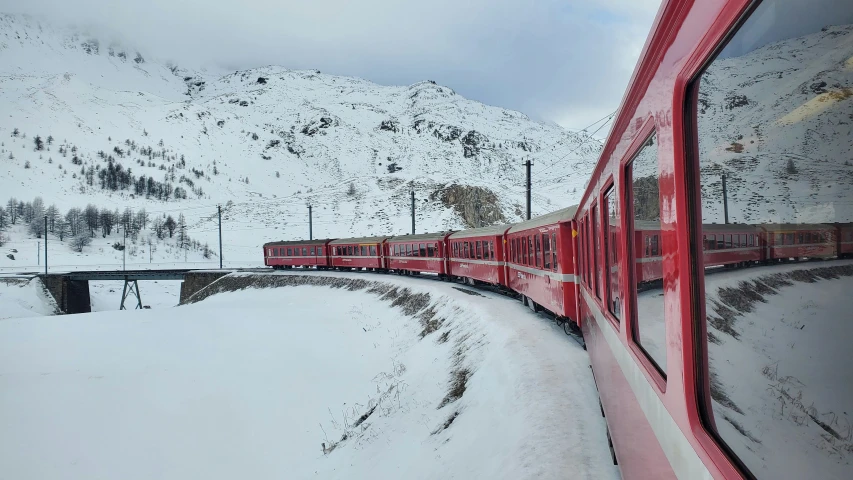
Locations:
573;0;853;478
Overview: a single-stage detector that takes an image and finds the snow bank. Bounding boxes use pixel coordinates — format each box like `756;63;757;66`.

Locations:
0;276;57;320
0;271;617;480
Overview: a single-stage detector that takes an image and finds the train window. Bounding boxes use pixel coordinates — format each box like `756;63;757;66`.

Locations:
417;243;423;257
627;131;666;375
301;247;307;256
489;241;495;260
552;232;557;272
693;1;853;477
592;204;601;299
527;236;533;266
405;244;410;256
543;234;551;269
474;241;481;259
534;235;541;268
428;244;435;257
309;247;314;255
370;245;377;256
605;186;621;319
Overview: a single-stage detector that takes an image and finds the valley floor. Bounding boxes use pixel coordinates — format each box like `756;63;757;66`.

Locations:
0;272;618;480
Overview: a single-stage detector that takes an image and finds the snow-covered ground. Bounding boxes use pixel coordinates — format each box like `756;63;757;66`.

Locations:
0;276;56;319
0;272;618;480
89;280;182;311
702;259;853;480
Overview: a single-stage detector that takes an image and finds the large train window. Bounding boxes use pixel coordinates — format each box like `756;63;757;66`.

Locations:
628;131;667;375
692;0;853;478
604;186;621;319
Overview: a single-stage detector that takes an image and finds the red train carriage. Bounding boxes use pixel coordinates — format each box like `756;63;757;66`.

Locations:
574;0;853;478
386;232;454;277
447;225;512;285
505;206;579;325
760;223;836;261
701;223;763;268
263;239;333;269
329;236;390;271
837;223;853;258
632;220;664;284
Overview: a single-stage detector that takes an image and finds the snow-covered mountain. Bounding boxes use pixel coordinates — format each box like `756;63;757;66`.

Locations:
697;23;853;224
0;13;600;267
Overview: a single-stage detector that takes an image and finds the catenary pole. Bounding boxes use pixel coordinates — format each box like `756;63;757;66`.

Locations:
44;215;47;275
309;204;313;240
218;205;223;268
524;158;533;220
722;173;729;224
411;190;416;235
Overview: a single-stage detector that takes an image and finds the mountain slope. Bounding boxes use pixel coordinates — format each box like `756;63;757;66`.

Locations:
0;14;600;265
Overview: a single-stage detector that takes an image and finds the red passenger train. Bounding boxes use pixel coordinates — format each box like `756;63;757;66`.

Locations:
264;0;852;477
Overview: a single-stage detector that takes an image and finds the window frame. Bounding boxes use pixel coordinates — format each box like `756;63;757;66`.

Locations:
603;182;621;321
623;125;667;388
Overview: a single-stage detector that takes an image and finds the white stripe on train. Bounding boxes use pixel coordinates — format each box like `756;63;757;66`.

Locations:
581;289;713;480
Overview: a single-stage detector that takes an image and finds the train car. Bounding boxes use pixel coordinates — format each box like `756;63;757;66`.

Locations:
838;223;853;258
701;223;763;268
447;224;512;285
505;206;578;324
329;236;390;271
386;232;454;277
760;223;836;261
573;0;852;478
632;220;664;284
263;239;333;269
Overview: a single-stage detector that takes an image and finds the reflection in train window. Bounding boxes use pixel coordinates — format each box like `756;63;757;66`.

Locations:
604;186;621;319
628;132;667;374
694;0;853;477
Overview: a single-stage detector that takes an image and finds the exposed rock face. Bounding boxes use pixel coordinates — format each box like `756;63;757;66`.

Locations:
301;116;338;136
379;120;399;133
460;130;489;158
430;184;506;229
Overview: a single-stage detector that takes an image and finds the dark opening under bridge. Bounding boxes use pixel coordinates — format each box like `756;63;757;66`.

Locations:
38;269;231;313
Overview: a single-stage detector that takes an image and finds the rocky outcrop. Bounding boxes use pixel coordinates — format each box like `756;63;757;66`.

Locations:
460;130;489;158
430;184;506;228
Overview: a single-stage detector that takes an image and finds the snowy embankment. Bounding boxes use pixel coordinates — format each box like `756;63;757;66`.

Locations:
0;271;617;480
0;276;57;320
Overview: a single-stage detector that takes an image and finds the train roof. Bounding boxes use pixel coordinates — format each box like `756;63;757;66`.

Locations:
700;223;763;233
449;224;513;239
507;205;578;234
263;239;333;247
329;236;391;245
759;223;835;231
388;231;455;242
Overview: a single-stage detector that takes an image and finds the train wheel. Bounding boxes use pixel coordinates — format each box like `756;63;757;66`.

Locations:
526;296;539;313
563;320;573;336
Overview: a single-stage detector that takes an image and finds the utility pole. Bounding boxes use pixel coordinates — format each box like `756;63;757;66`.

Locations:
524;158;533;220
44;215;47;275
218;205;223;269
37;242;40;266
308;204;313;240
123;228;127;271
411;190;416;235
721;173;729;224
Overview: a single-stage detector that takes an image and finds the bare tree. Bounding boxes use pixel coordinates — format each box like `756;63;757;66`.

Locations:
71;234;92;252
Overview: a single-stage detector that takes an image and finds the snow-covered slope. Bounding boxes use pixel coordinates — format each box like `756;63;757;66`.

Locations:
697;23;853;224
0;272;619;480
0;14;599;267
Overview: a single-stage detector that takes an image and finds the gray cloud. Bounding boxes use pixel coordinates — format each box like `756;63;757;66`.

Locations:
0;0;659;135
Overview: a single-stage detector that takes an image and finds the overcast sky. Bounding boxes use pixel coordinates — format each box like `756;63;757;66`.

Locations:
0;0;660;134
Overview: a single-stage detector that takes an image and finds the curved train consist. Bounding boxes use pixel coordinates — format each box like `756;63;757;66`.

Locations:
266;0;853;478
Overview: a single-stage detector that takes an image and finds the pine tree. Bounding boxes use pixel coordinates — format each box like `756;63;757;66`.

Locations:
177;213;188;248
164;215;177;238
34;136;44;151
